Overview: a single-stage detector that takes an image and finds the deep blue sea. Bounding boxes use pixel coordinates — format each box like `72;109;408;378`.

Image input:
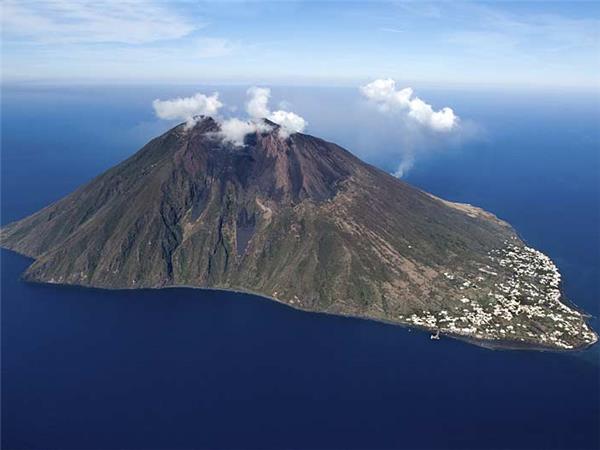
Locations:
2;85;599;450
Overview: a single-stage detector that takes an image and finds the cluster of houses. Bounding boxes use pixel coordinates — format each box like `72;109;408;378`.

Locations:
397;242;597;350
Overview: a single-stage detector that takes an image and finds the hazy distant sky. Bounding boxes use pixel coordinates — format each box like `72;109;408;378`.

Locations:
2;1;599;88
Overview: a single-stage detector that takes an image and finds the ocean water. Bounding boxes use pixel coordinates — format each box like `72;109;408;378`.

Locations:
1;85;599;449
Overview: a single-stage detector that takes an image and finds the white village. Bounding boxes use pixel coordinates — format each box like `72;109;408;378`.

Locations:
398;241;598;350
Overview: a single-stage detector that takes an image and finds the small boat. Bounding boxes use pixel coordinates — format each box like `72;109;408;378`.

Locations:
430;330;440;340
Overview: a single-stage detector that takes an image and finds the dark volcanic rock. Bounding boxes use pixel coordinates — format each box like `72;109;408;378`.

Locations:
1;117;596;350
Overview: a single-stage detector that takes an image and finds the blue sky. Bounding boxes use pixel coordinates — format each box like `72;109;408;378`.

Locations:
2;1;599;88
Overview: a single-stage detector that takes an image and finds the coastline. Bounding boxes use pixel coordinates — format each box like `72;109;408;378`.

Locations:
3;247;596;353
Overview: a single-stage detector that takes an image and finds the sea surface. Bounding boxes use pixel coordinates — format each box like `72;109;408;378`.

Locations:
2;85;599;449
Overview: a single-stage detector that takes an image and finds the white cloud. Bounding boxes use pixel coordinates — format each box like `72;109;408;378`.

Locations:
358;79;476;178
245;87;307;136
1;0;196;45
220;87;306;145
153;92;223;127
220;118;272;147
360;78;458;132
152;86;306;145
268;111;307;138
246;87;271;119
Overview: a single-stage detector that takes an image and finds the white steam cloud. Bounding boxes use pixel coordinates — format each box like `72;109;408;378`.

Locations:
219;118;273;146
246;86;271;119
152;92;223;128
245;87;307;137
268;110;307;138
392;156;415;179
360;79;458;132
153;87;307;146
218;87;307;145
359;78;465;178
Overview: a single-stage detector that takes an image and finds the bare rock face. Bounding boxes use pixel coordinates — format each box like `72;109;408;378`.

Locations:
1;117;596;350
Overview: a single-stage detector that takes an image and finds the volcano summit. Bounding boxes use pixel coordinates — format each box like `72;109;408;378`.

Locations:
1;117;596;350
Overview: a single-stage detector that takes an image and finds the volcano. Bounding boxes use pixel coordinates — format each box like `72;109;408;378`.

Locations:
1;117;596;350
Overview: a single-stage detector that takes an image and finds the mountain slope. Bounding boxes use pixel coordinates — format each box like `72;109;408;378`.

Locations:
1;117;596;350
